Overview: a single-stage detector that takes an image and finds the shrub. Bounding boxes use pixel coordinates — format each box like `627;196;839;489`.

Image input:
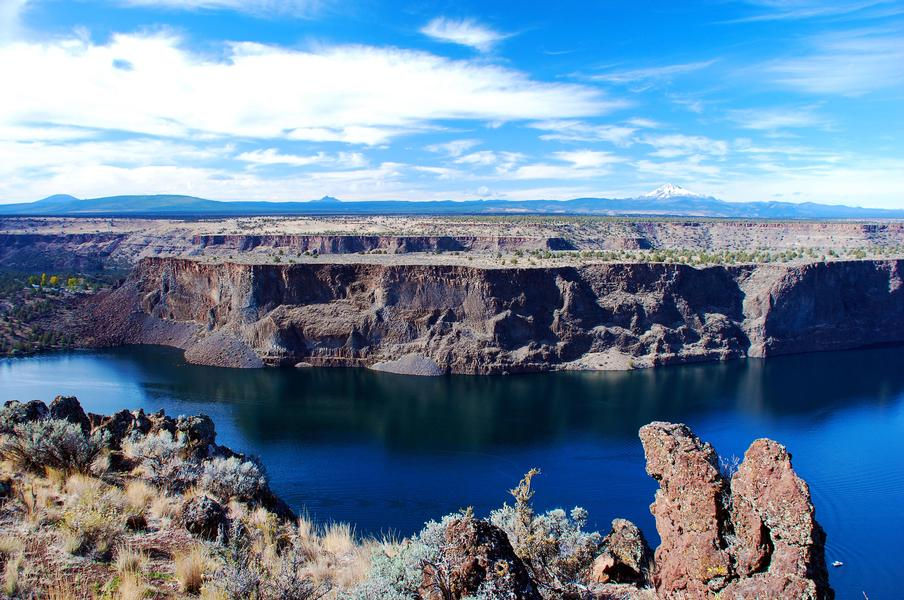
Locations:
0;419;108;473
123;430;200;493
200;456;267;502
489;470;602;598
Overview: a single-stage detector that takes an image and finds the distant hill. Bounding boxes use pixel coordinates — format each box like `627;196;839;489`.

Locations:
1;186;902;219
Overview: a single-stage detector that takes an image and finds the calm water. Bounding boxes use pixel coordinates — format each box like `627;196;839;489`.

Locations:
2;346;903;598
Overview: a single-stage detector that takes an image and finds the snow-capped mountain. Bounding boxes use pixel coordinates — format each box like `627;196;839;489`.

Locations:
642;183;706;199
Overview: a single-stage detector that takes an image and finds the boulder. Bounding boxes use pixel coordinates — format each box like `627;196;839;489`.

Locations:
49;395;90;434
588;519;653;586
181;495;227;541
176;414;216;452
420;514;541;600
1;400;48;428
639;422;732;597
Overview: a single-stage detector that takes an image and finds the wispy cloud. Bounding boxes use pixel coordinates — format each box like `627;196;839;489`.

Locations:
236;148;366;168
641;134;729;157
727;106;828;130
420;17;509;52
764;29;904;95
591;60;716;86
0;0;29;39
529;120;636;145
425;139;480;157
729;0;895;23
118;0;325;18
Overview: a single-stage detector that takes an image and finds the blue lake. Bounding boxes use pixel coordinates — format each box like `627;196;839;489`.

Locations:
2;345;902;598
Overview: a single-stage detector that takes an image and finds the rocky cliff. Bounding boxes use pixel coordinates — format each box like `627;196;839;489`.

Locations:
84;257;904;374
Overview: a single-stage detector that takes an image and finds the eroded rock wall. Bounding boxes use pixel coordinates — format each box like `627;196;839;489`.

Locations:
86;257;904;373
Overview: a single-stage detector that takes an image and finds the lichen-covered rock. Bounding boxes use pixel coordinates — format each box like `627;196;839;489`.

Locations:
721;439;833;600
176;414;216;452
639;422;833;600
639;422;732;597
420;514;541;600
0;399;48;429
588;519;653;586
94;409;152;448
49;395;91;434
181;495;227;540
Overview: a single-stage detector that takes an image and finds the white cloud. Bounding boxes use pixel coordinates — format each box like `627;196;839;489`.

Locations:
529;120;636;145
420;17;508;52
0;0;28;39
727;106;828;130
553;150;621;169
236;148;367;168
764;29;904;95
591;60;716;85
508;150;621;180
641;134;729;157
730;0;894;22
0;34;613;148
425;138;480;157
454;151;524;173
634;156;722;179
119;0;324;18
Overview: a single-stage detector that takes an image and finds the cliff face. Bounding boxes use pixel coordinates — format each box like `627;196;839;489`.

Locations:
88;257;904;373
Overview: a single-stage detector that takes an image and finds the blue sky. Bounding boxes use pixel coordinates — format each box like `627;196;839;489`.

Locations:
1;0;902;206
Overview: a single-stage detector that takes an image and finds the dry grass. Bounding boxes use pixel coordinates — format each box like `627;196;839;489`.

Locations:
321;522;356;556
2;552;22;596
116;571;149;600
43;578;82;600
124;480;156;513
114;545;149;575
174;545;210;594
148;494;180;522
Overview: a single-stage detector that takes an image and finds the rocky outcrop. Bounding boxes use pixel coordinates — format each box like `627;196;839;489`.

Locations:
638;422;833;599
86;257;904;374
193;234;575;254
181;495;228;540
421;514;541;600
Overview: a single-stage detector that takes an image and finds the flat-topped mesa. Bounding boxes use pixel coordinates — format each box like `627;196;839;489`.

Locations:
638;422;833;600
84;256;904;374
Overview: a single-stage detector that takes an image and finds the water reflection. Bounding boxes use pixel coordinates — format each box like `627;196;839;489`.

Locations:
97;345;904;451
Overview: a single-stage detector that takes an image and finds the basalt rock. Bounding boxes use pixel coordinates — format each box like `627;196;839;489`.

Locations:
85;257;904;374
588;519;654;586
721;439;832;600
639;422;732;596
181;495;227;541
49;395;91;434
94;409;152;449
420;514;541;600
0;399;49;427
639;422;833;600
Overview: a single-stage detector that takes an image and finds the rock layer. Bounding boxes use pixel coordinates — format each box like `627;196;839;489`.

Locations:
86;257;904;374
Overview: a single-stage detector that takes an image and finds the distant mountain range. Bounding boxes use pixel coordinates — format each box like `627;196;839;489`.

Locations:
1;186;902;219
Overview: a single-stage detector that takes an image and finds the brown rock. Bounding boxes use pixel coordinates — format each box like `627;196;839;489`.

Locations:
639;423;833;600
420;514;540;600
722;439;833;600
639;422;732;597
588;519;653;586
